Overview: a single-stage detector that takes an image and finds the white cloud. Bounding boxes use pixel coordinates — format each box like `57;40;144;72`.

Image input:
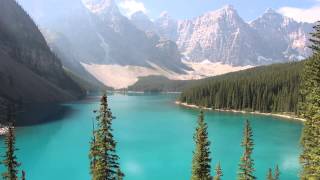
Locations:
278;5;320;23
118;0;147;17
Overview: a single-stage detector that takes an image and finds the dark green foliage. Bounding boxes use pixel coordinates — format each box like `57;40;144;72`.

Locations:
267;168;274;180
128;75;198;92
191;111;212;180
1;105;21;180
116;168;124;180
89;93;124;180
300;22;320;179
180;62;304;114
213;162;223;180
266;165;280;180
309;21;320;54
21;171;25;180
238;120;255;180
274;165;280;180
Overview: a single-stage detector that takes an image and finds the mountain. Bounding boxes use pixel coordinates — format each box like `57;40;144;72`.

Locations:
18;0;188;71
154;12;178;41
131;5;313;66
177;5;267;66
16;0;314;88
15;0;191;88
131;11;157;33
0;0;84;104
250;9;312;61
16;0;192;88
131;11;178;41
41;29;107;90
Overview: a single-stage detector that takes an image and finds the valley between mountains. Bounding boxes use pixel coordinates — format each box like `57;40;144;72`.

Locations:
16;0;314;89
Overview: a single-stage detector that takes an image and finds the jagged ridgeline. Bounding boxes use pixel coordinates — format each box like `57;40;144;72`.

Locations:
179;61;304;113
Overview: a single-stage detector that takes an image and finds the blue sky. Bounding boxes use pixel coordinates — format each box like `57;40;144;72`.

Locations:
117;0;320;22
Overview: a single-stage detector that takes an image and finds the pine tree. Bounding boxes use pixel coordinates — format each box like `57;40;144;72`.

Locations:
191;110;212;180
274;165;280;180
238;120;255;180
89;93;124;180
300;21;320;179
1;105;21;180
89;114;99;179
116;168;124;180
266;168;274;180
309;21;320;54
21;170;26;180
213;162;223;180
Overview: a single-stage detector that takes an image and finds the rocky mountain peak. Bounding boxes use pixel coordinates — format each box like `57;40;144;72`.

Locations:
131;11;156;32
131;11;150;20
82;0;120;15
222;4;236;12
159;11;170;19
265;8;277;14
154;12;178;41
216;4;237;15
201;4;242;24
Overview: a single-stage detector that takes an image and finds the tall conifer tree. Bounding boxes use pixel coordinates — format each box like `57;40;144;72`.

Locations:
213;162;223;180
238;120;255;180
1;105;21;180
300;21;320;179
274;165;280;180
191;110;212;180
21;171;26;180
310;21;320;53
89;93;124;180
266;168;274;180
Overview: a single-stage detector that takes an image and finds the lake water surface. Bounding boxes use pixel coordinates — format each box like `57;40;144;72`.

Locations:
0;94;303;179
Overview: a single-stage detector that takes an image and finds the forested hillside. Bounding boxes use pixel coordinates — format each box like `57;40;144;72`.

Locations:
179;61;304;113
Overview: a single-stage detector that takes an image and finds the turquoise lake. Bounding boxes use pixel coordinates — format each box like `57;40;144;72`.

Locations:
0;94;303;179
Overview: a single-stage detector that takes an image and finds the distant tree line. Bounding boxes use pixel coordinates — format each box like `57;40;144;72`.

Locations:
179;61;304;114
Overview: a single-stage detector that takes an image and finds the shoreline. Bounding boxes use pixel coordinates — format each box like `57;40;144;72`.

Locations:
112;91;182;94
175;101;306;122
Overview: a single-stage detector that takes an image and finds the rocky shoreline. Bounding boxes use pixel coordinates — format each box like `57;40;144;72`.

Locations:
176;101;306;122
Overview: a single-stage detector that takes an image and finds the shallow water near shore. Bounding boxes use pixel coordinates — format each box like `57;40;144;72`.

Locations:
0;94;303;179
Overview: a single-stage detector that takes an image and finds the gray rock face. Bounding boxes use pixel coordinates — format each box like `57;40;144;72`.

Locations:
131;11;157;33
177;6;313;65
131;5;313;66
177;5;266;65
154;12;178;41
250;9;312;62
0;0;84;103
